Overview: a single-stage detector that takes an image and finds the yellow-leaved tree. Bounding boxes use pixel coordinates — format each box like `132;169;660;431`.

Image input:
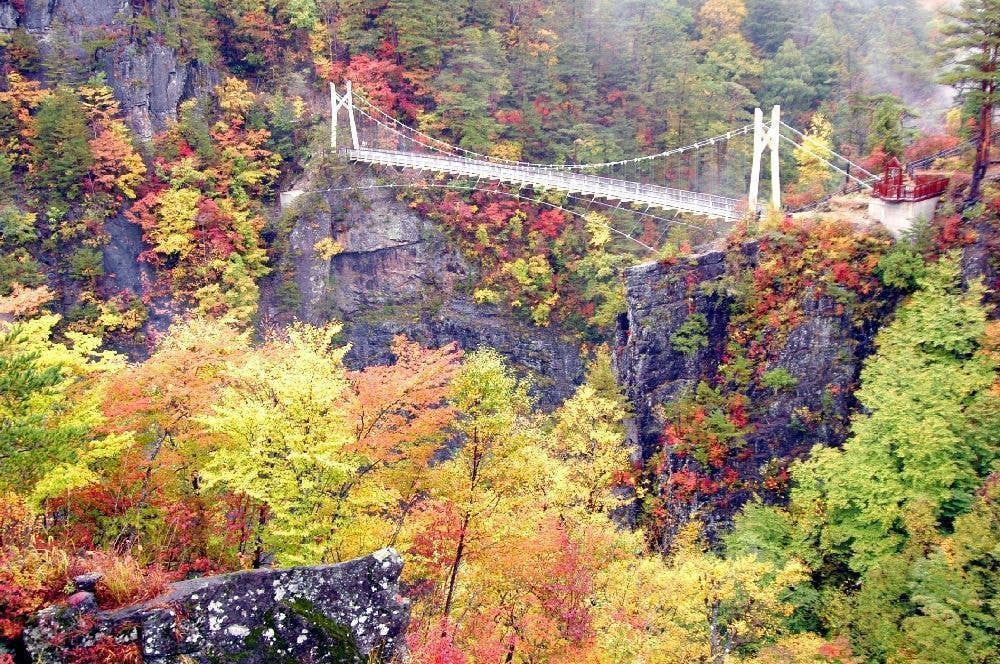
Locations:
545;349;633;515
0;312;128;503
592;523;808;663
792;112;836;195
199;323;358;566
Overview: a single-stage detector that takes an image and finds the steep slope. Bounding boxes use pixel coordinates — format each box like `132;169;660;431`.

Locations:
265;171;586;404
615;218;901;544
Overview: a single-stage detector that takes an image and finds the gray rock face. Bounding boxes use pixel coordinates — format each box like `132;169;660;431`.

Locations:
101;40;219;140
23;0;125;29
615;243;895;535
344;299;585;406
101;214;150;295
0;3;19;29
615;250;733;454
961;215;1000;318
17;0;218;138
24;549;410;663
277;173;585;406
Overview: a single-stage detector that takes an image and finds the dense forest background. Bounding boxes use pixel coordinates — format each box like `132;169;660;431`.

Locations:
0;0;960;341
1;0;999;662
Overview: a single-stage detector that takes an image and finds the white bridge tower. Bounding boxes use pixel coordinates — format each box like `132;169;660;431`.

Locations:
330;81;360;151
748;105;781;213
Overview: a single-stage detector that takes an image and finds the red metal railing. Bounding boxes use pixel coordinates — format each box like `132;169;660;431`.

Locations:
873;174;949;202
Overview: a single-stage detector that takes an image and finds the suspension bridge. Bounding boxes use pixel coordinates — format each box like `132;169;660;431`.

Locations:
285;81;911;253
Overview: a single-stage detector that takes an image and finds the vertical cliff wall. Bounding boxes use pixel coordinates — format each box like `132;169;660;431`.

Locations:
615;223;900;542
265;171;585;406
9;0;219;139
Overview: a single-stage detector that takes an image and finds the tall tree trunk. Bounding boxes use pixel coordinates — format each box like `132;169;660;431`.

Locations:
967;46;996;207
968;100;993;206
252;504;268;568
442;430;482;625
708;599;725;664
442;512;470;622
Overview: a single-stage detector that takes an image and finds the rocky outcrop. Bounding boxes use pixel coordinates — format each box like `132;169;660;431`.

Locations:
24;549;410;663
101;214;150;295
101;40;219;140
343;299;585;405
615;242;896;534
961;214;1000;317
615;250;732;455
11;0;218;138
272;171;585;406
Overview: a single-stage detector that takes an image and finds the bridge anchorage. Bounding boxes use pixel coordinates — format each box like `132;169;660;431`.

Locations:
300;81;888;252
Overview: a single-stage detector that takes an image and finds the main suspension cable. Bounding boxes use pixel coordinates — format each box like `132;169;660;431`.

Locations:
348;90;753;172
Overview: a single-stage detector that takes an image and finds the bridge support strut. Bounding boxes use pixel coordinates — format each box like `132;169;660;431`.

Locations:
330;81;360;152
748;105;781;213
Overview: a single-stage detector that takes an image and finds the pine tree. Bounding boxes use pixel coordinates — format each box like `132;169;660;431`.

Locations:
867;96;911;160
939;0;1000;206
761;39;815;118
744;0;797;56
803;14;846;104
430;27;510;151
380;0;460;70
30;87;92;202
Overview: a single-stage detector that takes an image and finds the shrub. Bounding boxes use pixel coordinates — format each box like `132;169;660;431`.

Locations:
68;247;105;283
64;638;142;664
670;313;709;356
473;288;502;305
876;245;925;290
313;237;343;260
91;554;170;609
0;250;44;295
0;207;37;248
0;545;70;640
761;367;798;392
276;280;302;314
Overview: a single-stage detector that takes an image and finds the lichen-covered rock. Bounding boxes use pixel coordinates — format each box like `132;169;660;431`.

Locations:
24;549;410;663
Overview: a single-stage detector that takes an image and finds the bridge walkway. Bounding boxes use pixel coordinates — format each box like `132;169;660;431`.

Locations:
345;148;745;220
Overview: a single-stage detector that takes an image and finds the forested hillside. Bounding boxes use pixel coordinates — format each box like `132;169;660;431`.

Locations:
1;0;998;662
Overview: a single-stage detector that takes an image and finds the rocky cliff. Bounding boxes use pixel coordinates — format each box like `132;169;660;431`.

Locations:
268;172;585;406
24;549;410;664
617;246;884;457
615;226;899;540
7;0;218;139
3;0;588;400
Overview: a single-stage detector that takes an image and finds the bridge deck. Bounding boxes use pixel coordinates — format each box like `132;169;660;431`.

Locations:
345;148;744;220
